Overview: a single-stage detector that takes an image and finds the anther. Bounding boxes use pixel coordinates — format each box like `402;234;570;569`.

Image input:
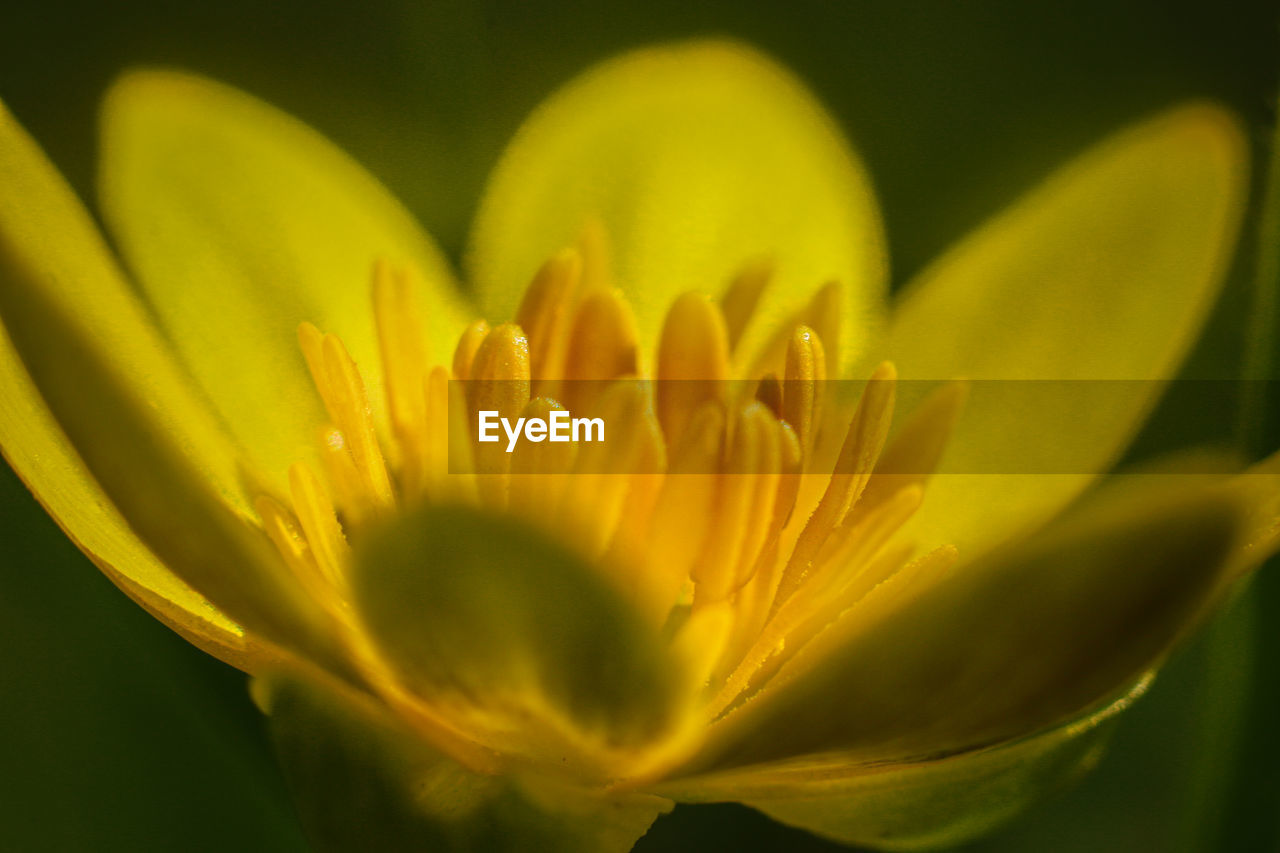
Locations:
656;292;731;446
467;323;531;501
782;325;826;459
515;249;581;382
773;362;897;613
288;462;350;590
563;289;641;411
452;319;491;381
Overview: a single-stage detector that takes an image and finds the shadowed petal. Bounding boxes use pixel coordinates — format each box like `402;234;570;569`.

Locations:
0;100;353;674
658;682;1142;850
350;504;684;763
883;104;1247;555
257;669;672;853
0;97;280;668
688;476;1244;773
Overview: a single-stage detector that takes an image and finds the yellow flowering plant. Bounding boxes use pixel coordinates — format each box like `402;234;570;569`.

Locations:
1;40;1277;851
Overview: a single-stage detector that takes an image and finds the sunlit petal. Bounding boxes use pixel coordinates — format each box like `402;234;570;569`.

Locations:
468;39;886;370
100;70;473;486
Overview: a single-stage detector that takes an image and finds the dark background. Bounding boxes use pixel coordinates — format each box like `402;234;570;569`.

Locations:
1;1;1277;850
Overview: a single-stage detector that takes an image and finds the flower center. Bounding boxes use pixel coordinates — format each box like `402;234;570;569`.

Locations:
256;234;963;728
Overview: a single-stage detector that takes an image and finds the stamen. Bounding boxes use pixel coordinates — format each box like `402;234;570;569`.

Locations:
299;321;395;520
467;324;532;396
255;495;326;597
671;601;736;697
808;484;925;604
417;365;452;500
314;425;364;522
508;396;575;522
772;419;805;528
562;289;641;411
709;487;924;718
452;319;491;381
372;261;430;481
691;403;781;606
467;323;531;502
875;543;959;610
516;249;581;383
782;325;826;458
561;381;657;561
720;500;926;715
603;420;667;594
769;541;959;692
656;292;731;446
444;377;478;500
262;239;963;739
720;419;802;665
773;362;897;613
730;408;784;592
288;462;351;590
321;333;396;514
748;280;842;380
644;402;726;618
846;380;968;525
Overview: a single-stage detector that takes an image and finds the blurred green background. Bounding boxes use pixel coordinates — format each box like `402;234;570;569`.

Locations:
1;0;1277;850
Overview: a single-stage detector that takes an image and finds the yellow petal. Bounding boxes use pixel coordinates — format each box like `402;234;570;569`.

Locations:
690;476;1243;771
0;364;256;668
0;98;270;667
884;104;1247;553
468;40;886;369
659;681;1142;849
0;101;349;674
1;273;352;676
99;70;473;486
0;381;264;669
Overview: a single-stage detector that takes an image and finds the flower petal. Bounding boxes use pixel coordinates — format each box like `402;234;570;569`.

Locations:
883;104;1247;553
99;70;473;485
659;683;1139;850
0;351;258;667
689;475;1244;772
350;504;682;761
0;101;347;674
468;40;886;368
0;98;277;667
256;669;672;853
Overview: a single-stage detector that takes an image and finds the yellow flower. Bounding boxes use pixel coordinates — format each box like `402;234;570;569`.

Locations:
1;40;1277;850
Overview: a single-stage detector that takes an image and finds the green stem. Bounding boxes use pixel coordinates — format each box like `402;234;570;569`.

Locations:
1238;102;1280;456
1215;95;1280;853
